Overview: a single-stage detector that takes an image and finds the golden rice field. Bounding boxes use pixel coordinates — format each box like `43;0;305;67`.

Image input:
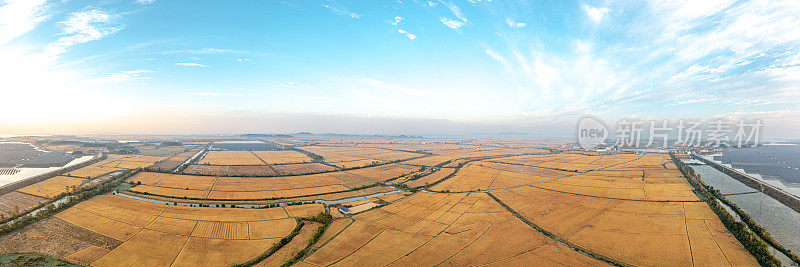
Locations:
0;140;763;267
251;150;312;164
198;151;266;165
301;192;601;266
17;176;87;198
126;171;375;200
296;152;756;266
343;163;420;182
492;186;755;266
65;154;166;178
298;146;423;168
52;194;323;266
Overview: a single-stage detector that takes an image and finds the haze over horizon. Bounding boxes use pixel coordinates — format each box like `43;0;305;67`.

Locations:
1;0;799;137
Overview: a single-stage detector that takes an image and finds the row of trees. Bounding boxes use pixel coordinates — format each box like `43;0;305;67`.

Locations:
670;154;786;266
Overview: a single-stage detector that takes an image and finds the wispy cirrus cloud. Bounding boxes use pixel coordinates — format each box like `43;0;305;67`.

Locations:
437;0;467;30
439;17;464;29
176;62;210;67
45;9;123;55
323;0;361;19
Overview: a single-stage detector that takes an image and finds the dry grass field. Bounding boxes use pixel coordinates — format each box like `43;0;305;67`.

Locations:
0;191;48;218
17;176;87;198
183;165;279;176
50;194;322;266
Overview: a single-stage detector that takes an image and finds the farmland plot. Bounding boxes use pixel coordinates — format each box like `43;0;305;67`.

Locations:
302;192;602;266
50;194;322;267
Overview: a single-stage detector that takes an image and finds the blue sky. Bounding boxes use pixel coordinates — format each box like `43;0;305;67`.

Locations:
1;0;799;136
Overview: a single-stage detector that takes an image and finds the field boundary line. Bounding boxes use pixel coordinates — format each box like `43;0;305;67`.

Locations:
250;150;281;175
684;203;695;267
702;220;732;266
424;153;646;195
530;184;702;203
311;218;354;251
327;228;386;266
205;176;220;199
477;238;559;266
486;191;631;267
13;190;49;199
486;170;501;190
169;222;197;267
432;223;492;266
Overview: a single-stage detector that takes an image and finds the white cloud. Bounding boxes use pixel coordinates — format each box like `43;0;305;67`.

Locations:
392;16;404;26
323;0;361;19
88;69;152;83
176;62;210;67
484;48;513;73
135;0;156;5
439;17;464;29
438;0;467;23
397;29;417;40
505;18;526;28
281;81;312;88
45;9;123;55
426;1;437;7
236;58;254;64
582;4;610;24
0;0;49;45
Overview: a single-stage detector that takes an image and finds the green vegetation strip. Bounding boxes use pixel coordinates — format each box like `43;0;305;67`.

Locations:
0;253;80;267
282;213;334;266
235;220;306;267
0;169;140;237
235;213;333;267
670;154;794;266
